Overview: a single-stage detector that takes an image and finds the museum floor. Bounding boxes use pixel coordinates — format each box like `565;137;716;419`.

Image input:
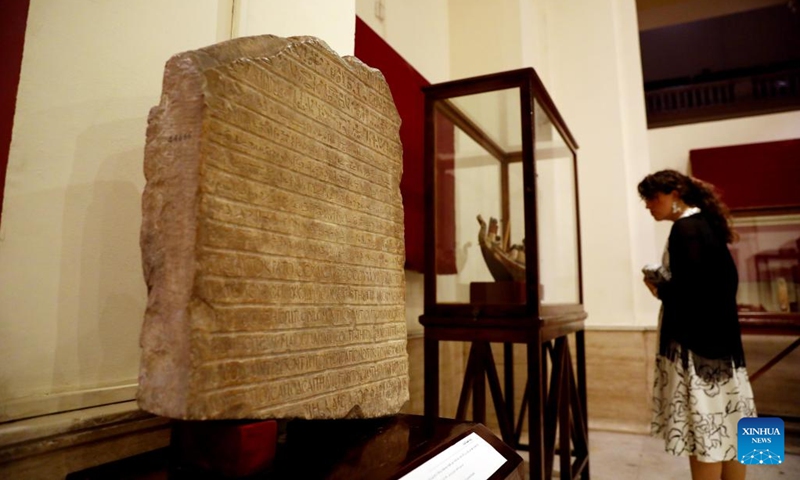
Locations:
517;430;800;480
59;419;800;478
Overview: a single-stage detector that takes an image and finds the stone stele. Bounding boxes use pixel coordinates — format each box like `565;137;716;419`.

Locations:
138;35;408;420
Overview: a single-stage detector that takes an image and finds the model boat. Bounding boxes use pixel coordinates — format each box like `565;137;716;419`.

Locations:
477;214;526;282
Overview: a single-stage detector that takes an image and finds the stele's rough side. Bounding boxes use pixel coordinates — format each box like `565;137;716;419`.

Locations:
138;35;407;420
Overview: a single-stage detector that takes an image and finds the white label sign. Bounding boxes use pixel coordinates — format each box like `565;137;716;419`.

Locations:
399;432;508;480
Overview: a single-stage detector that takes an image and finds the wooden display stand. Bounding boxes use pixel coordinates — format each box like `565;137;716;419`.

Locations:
422;301;589;480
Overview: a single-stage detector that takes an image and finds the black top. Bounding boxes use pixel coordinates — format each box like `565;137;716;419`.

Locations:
657;213;746;367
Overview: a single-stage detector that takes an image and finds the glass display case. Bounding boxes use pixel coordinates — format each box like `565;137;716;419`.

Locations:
731;212;800;383
421;70;583;322
419;68;587;480
733;213;800;316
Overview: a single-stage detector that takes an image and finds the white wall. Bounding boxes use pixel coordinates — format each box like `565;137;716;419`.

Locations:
234;0;355;56
543;0;658;327
520;0;550;85
0;0;355;422
356;0;450;84
449;0;523;79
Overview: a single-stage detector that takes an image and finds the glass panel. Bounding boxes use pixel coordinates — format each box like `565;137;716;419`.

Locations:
732;213;800;314
534;99;580;305
449;89;522;153
434;88;523;304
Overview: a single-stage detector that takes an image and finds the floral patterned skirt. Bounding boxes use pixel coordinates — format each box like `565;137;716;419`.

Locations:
650;344;757;462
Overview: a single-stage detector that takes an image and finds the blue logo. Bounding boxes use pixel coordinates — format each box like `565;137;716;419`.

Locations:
738;417;784;465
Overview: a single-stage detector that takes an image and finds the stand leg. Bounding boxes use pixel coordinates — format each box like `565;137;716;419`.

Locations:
576;330;590;480
485;343;515;443
424;336;440;419
504;343;515;428
474;343;486;424
527;340;545;480
515;378;528;445
456;343;480;420
559;342;572;479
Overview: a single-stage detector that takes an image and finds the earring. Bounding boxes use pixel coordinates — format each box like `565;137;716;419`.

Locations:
671;201;680;214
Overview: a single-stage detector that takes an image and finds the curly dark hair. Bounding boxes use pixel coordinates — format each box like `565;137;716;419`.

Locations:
637;169;736;243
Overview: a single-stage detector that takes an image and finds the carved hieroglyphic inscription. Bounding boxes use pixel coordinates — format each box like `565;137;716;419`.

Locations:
138;35;407;420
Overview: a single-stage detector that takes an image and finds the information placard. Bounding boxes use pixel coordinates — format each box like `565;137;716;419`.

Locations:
399;432;507;480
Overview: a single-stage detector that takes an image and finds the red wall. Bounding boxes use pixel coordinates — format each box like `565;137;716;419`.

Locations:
0;0;30;224
354;17;455;273
690;139;800;212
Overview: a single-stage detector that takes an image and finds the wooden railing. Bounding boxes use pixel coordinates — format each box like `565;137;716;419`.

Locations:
645;66;800;128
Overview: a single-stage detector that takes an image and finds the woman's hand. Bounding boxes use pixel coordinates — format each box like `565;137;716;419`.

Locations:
643;277;659;298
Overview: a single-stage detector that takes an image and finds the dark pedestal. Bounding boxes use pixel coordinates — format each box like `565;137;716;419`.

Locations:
469;282;545;305
470;281;526;304
171;419;278;478
66;414;524;480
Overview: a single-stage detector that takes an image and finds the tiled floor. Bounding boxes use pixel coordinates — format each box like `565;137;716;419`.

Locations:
518;430;800;479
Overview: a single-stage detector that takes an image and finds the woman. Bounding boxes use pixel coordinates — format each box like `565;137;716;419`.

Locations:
638;170;756;480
